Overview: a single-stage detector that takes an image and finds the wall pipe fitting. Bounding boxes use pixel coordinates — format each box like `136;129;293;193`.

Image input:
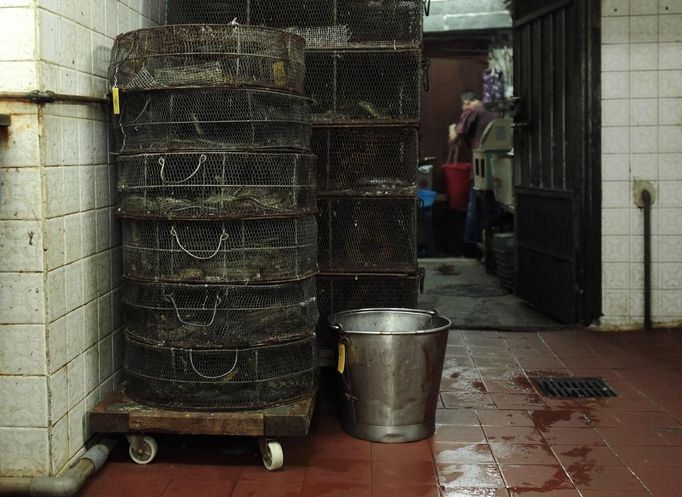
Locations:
641;189;652;331
0;437;118;496
0;90;108;105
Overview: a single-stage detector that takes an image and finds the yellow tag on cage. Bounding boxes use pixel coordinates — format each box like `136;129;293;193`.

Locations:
337;343;346;374
273;61;286;85
112;86;120;115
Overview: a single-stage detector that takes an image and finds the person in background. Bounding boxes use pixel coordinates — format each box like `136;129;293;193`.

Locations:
448;90;498;248
448;90;497;163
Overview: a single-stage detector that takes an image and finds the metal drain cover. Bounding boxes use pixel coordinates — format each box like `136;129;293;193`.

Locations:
536;377;617;398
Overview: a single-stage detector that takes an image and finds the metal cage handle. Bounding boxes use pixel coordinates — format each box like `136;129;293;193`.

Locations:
163;293;221;328
189;349;239;380
159;154;207;184
423;0;431;16
170;226;229;260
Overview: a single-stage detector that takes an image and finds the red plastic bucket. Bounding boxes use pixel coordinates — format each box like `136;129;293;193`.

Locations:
442;163;472;210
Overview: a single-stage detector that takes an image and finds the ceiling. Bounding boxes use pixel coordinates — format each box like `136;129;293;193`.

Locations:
424;0;512;34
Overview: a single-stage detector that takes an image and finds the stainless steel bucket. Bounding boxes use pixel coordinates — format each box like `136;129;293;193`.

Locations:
329;308;452;443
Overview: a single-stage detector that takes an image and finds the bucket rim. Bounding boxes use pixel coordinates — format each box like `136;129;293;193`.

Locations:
328;307;453;336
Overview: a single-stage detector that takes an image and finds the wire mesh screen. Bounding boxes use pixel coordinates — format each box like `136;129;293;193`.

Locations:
109;25;306;93
305;49;421;124
318;197;417;273
316;272;422;345
285;26;351;49
312;126;418;195
118;152;317;220
124;335;317;410
115;88;312;153
123;277;318;348
164;0;424;47
122;216;318;283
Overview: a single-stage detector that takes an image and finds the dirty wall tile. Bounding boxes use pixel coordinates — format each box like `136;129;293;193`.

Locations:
602;72;630;99
48;366;68;424
659;235;682;261
631;0;658;15
660;126;682;153
0;220;43;272
604;0;630;16
0;7;35;61
603;17;630;44
0;427;49;477
660;42;682;69
0;114;41;168
630;15;659;43
603;45;630;71
49;415;68;475
660;0;682;15
630;71;658;98
0;376;48;427
659;98;682;125
630;43;659;70
630;99;658;126
0;272;45;324
0;324;46;375
0;61;38;92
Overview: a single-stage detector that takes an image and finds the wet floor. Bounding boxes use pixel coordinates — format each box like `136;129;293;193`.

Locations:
78;328;682;497
418;258;559;330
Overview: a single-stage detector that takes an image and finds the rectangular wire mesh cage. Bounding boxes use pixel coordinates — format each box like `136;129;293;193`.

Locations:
316;271;423;345
118;152;317;220
124;334;317;410
123;277;318;348
122;216;318;284
312;125;418;195
305;49;422;124
109;24;306;93
318;197;418;273
115;88;312;154
164;0;425;47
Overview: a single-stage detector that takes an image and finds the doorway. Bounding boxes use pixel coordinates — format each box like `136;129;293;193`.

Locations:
418;0;601;329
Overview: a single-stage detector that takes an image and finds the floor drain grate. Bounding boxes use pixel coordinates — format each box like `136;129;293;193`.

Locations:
536;377;617;398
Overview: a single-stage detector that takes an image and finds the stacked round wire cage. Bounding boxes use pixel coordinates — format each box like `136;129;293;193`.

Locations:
111;24;318;411
160;2;426;359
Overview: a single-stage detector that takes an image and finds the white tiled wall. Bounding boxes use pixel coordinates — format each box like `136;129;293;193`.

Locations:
601;0;682;328
0;0;164;478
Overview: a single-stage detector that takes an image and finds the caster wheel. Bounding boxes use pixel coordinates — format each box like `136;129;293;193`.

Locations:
259;439;284;471
128;435;158;465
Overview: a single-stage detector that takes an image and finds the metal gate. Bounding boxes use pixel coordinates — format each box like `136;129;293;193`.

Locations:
512;0;601;324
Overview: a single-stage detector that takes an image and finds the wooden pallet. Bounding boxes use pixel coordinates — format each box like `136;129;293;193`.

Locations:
89;390;316;469
90;390;315;437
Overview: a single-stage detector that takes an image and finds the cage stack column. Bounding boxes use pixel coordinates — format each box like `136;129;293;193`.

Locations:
161;0;426;357
109;25;318;412
304;3;426;352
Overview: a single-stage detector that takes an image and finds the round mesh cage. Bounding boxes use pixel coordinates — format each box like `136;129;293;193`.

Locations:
312;125;418;195
124;334;317;410
305;49;421;124
123;277;318;348
318;197;417;273
118;152;317;220
316;272;422;346
122;216;318;284
109;24;306;93
115;88;312;153
164;0;424;47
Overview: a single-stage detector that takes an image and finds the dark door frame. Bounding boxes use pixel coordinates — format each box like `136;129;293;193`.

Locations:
512;0;602;325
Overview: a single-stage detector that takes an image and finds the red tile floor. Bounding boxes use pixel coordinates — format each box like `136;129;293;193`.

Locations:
78;329;682;497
